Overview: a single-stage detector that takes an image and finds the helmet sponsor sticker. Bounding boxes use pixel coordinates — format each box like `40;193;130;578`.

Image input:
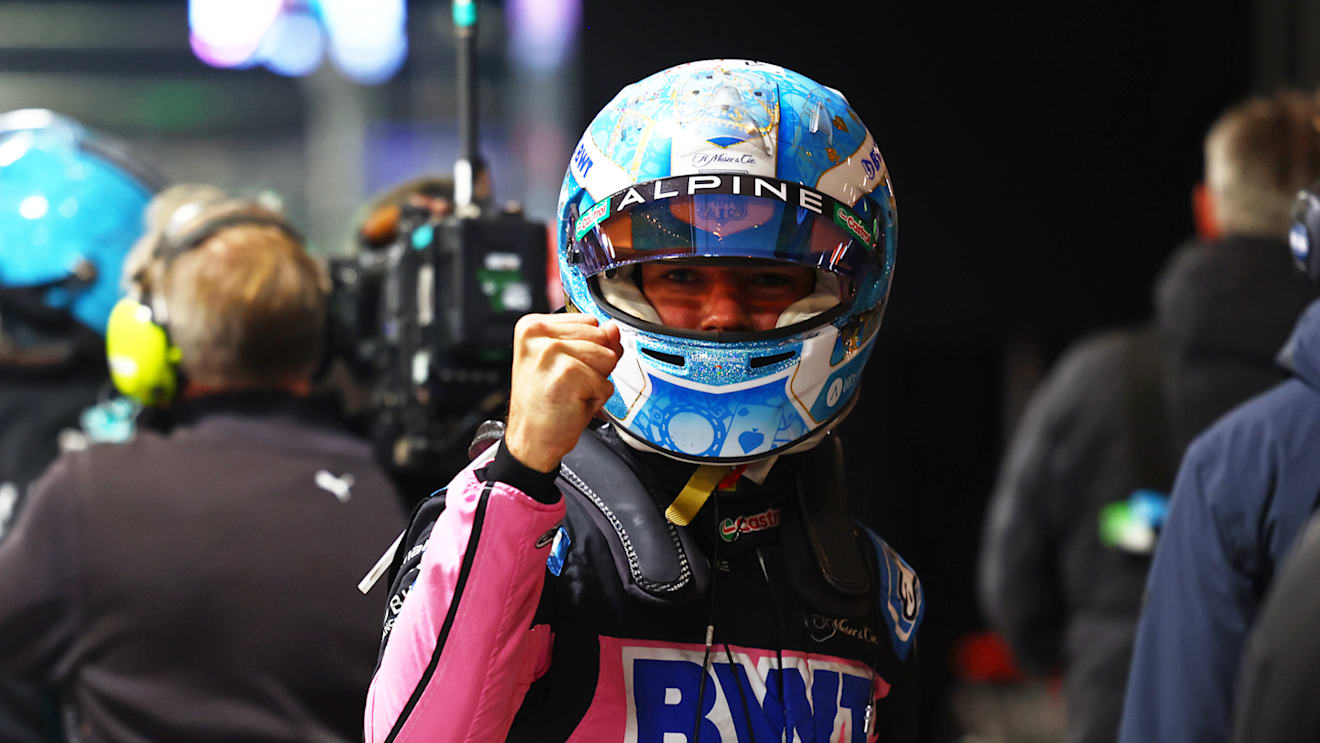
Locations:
569;132;635;201
815;130;887;208
690;150;762;170
833;204;873;246
802;344;870;424
571;141;595;181
718;507;781;542
575;196;611;241
826;377;845;407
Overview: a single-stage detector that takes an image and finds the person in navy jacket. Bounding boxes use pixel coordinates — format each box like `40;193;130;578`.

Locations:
1118;296;1320;742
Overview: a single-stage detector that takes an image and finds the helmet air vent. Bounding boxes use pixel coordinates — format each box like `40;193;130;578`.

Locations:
639;347;685;367
749;351;795;369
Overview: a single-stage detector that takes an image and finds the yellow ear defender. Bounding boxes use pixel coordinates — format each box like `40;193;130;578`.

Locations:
104;208;304;406
106;295;182;406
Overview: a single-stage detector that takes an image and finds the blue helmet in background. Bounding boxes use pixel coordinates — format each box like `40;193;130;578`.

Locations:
557;60;898;464
0;110;161;336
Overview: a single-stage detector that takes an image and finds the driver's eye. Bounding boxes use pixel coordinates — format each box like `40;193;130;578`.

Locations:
659;269;699;284
751;273;794;287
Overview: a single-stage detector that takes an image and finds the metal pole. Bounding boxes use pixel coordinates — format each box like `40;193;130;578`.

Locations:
453;0;479;208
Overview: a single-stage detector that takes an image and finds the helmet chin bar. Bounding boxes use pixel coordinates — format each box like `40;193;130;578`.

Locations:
593;265;843;335
608;390;861;466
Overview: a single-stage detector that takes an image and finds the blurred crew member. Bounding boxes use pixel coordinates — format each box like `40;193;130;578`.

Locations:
980;89;1320;743
1114;92;1320;743
1230;509;1320;742
0;110;161;741
354;175;455;252
0;188;406;742
365;60;924;742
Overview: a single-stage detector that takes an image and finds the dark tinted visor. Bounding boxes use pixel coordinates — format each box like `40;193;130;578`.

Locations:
572;176;881;287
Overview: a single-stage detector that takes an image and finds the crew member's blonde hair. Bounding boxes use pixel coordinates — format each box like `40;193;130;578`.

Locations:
129;186;329;389
1205;89;1320;238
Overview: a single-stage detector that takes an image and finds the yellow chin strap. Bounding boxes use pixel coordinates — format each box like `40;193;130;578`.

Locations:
664;464;747;526
105;296;182;406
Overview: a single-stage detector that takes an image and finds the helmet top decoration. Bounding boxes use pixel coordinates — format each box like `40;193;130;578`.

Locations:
557;60;898;464
0;110;161;336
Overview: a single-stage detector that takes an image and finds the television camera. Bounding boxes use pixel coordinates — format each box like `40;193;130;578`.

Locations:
325;1;549;495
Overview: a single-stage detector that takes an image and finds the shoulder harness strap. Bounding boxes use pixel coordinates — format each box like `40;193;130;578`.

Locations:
780;433;875;617
557;427;886;621
556;429;709;607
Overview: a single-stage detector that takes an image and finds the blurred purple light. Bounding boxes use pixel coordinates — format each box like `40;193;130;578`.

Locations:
508;0;581;70
258;9;326;78
188;0;283;68
188;0;407;84
319;0;408;85
330;35;408;85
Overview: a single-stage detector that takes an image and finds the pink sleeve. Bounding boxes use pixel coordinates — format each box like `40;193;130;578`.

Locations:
364;459;564;743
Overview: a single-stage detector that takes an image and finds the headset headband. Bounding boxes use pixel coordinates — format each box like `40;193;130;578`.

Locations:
157;212;305;263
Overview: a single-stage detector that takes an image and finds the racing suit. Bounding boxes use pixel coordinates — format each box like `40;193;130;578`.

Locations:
365;422;924;742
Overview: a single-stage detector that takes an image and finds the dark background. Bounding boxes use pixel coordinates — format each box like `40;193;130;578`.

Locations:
3;0;1315;738
578;1;1302;738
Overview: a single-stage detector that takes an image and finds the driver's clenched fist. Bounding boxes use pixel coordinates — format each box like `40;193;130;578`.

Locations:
504;313;624;473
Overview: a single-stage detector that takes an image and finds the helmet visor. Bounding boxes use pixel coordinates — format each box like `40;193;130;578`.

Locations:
572;176;881;299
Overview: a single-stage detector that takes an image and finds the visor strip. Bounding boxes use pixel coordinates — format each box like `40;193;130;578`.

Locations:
575;175;875;247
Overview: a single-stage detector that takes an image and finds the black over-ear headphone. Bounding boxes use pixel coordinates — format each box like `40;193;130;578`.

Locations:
1289;183;1320;282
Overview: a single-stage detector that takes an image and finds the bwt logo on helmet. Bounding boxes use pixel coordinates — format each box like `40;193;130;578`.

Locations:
719;507;780;542
571;142;595;180
625;647;883;743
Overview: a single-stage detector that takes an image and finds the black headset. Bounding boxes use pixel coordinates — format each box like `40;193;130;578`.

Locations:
1290;183;1320;282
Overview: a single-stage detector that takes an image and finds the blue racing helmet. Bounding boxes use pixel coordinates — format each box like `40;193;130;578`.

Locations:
557;60;898;464
0;109;162;336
